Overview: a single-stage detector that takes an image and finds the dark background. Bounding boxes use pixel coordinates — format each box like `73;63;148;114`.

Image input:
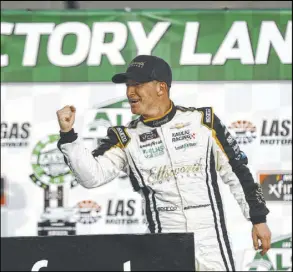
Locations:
1;1;292;10
1;233;195;271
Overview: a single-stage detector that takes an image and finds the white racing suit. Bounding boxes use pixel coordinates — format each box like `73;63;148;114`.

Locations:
58;103;269;271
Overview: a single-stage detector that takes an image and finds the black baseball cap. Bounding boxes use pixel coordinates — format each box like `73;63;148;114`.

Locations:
112;55;172;87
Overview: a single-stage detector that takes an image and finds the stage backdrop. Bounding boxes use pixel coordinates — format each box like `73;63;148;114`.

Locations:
1;9;292;271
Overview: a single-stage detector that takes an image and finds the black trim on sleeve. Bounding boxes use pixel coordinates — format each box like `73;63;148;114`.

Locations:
111;126;131;148
91;127;120;157
251;215;267;225
212;113;269;224
57;128;78;151
57;128;78;166
196;107;213;129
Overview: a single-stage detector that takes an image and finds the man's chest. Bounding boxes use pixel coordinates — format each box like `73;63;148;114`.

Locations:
126;117;211;172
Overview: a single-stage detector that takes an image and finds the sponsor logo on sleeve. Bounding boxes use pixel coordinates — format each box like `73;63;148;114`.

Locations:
205;108;212;123
116;127;130;146
82;99;137;178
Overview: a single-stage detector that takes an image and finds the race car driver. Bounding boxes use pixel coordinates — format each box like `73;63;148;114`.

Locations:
56;55;271;271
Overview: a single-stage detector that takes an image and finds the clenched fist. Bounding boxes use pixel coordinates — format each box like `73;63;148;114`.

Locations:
56;105;76;132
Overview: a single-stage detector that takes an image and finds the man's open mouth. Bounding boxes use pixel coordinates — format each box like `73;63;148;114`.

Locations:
129;99;140;105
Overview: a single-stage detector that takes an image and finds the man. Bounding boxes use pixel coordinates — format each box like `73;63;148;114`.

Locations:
57;55;271;271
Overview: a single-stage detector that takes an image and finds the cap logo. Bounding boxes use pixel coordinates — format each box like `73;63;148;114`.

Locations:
128;61;146;68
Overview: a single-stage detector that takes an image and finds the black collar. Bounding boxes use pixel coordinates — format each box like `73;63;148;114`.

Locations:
140;102;177;127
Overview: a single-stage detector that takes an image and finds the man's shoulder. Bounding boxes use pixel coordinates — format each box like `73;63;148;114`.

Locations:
175;105;197;112
176;105;212;113
175;105;214;128
108;125;131;147
105;116;141;147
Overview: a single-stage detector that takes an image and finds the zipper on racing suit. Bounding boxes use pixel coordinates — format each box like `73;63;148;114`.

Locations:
160;127;188;231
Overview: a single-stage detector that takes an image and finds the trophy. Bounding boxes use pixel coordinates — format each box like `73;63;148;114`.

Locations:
30;135;78;236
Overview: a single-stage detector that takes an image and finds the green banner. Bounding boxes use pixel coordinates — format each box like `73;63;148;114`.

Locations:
1;10;292;82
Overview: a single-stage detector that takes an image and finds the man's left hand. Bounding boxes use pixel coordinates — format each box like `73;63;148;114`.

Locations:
252;223;272;256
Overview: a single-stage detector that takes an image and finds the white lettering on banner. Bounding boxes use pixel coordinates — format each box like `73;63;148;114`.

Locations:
255;21;292;64
31;260;48;271
128;22;171;56
14;23;55;67
180;20;292;65
48;22;91;67
1;20;291;67
180;22;212;65
87;22;127;66
212;22;254;65
1;22;14;67
0;22;169;67
269;181;292;198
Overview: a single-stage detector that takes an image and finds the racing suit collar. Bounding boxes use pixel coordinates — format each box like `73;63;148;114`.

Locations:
140;101;176;127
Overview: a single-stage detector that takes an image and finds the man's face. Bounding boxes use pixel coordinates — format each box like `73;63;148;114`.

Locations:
126;79;160;116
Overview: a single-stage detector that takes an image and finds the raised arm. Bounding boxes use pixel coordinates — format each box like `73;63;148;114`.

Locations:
56;105;128;188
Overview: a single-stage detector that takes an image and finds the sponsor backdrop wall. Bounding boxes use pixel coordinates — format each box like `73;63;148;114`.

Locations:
1;10;292;271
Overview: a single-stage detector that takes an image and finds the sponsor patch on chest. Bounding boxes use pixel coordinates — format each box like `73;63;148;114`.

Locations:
139;129;159;142
172;129;196;142
140;139;165;159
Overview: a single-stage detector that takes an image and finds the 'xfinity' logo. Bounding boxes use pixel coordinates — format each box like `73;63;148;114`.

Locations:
269;180;292;200
259;172;292;202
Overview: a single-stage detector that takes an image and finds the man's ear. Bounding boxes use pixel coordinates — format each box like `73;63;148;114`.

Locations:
157;82;166;96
